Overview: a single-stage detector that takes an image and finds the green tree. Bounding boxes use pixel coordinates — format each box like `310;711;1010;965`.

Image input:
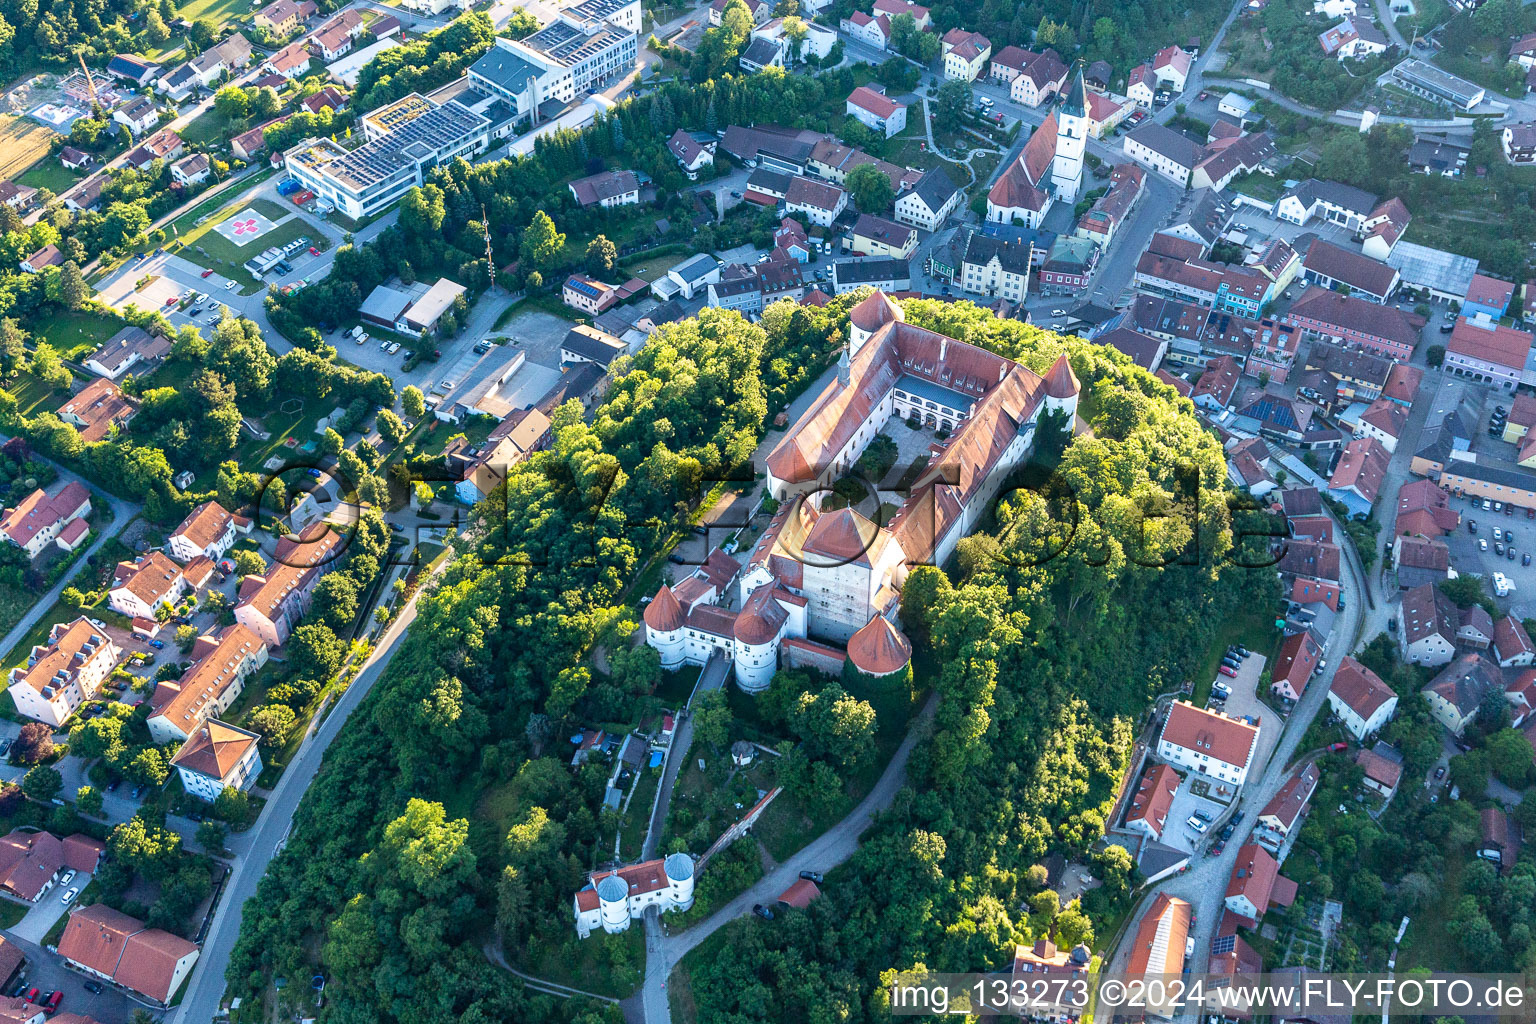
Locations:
585;234;617;276
520;210;565;273
213;786;251;823
290;623;345;679
247;703;296;744
21;764;61;802
58;261;87;310
75;785;102;816
196;819;227;852
936;79;973;124
376;408;408;444
402;385;426;419
214;85;249;122
845;164;895;214
693;689;732;750
232;549;266;577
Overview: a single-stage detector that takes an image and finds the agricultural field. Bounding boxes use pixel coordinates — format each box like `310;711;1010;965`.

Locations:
0;115;58;181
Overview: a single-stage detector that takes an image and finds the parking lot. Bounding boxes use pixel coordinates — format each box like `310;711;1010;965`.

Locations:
0;932;145;1024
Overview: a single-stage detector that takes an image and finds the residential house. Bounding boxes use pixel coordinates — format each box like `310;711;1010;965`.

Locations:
147;624;269;744
1355;744;1403;798
253;0;316;36
58;904;200;1005
850;213;917;259
893;167;960;231
1076;164;1144;246
840;10;893;49
57;378;137;443
1156;700;1260;787
85;326;170;380
666;130;715;179
108;550;209;622
1276;178;1378;231
1353;399;1405;454
773;218;813;262
1127;63;1155;107
310;9;365;61
1152;45;1192;91
1326;435;1389;515
1227;435;1277;496
738;36;785;73
562;274;620;316
450;409;552;504
941;28;991;82
170;720;264;801
1495;615;1535;668
58;147;93;171
873;0;930;28
168;501;249;564
1300;239;1399;303
1445;314;1531;392
7;618;119;727
846;85;907;137
1123;762;1183;842
1393;534;1450;590
1463;273;1515;319
652;254;720;301
265;40;313;79
1502;122;1536;165
170;153;210;187
829;257;910;294
1362;197;1412;259
106;54;160;86
1191;355;1241;411
1190;131;1275;192
1009;49;1069;107
569;169;641;209
0;182;35;211
1408;137;1469;177
112;96;159;135
123;129;184;171
561;324;628;369
1254;763;1318;853
1284;286;1420;360
1318;16;1389;58
785;176;846;227
233;522;341;646
301;86;347;115
1327;656;1398;739
1224;844;1297;923
1039;235;1099;295
0;481;90;559
19;244;62;274
1422;652;1503;735
1478;807;1520;872
1124;122;1202;187
1271;630;1322;702
0;829;99;902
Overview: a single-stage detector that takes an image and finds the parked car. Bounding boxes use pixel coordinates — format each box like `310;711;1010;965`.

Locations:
45;991;60;1014
59;869;75;886
225;281;236;290
59;886;77;904
1231;812;1244;826
82;982;101;995
1480;539;1489;550
1186;816;1208;833
201;268;214;278
148;639;164;649
1510;547;1517;560
799;870;823;883
1327;742;1348;752
1496;542;1505;555
752;903;774;920
1212;839;1225;855
1469;519;1477;532
1218;665;1236;677
24;989;37;1004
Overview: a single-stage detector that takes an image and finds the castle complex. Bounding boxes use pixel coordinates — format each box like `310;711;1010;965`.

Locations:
644;292;1081;692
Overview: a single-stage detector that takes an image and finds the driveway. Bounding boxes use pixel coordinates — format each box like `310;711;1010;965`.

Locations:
8;872;89;943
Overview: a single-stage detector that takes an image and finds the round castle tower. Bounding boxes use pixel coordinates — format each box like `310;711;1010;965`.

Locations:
596;874;629;933
664;852;696;911
643;584;686;669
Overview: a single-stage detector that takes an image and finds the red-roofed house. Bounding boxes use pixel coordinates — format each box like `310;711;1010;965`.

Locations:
1124;762;1183;841
1464;273;1516;319
846;85;907;137
1192;355;1242;411
1271;630;1322;703
1157;701;1260;787
1326;435;1389;515
1446;314;1532;392
1354;744;1403;798
1152;45;1193;90
1255;762;1318;852
1495;615;1534;667
57;904;200;1004
1224;843;1296;922
0;482;90;559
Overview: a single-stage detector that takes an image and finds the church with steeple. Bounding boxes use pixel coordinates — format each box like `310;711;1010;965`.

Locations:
986;65;1090;226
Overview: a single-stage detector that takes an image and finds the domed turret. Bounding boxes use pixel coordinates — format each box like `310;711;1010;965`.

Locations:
847;615;913;677
665;852;696;910
596;874;629;932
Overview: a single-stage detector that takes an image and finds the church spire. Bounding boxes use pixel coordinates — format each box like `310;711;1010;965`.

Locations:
1062;62;1087;119
837;339;851;387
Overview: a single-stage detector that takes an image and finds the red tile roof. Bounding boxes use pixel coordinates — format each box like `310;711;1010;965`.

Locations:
1161;701;1258;771
847;615;912;675
1125;763;1181;837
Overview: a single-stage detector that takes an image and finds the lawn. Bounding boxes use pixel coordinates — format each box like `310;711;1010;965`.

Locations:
0;900;25;930
35;309;126;362
176;0;252;26
618;768;660;860
0;116;58;182
17;159;81;195
175;216;312;292
7;371;65;417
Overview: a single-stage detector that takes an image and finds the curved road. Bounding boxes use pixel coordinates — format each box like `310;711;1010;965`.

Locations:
637;693;939;1024
169;559;444;1024
1106;508;1369;1022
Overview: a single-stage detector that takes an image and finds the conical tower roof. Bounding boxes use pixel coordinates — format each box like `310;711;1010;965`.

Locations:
1062;63;1087;119
1043;352;1080;399
644;584;685;631
847;615;913;676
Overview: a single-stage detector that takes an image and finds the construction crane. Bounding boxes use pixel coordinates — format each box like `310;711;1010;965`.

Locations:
77;52;100;110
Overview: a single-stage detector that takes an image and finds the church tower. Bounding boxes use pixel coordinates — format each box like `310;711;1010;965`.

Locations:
1052;68;1088;204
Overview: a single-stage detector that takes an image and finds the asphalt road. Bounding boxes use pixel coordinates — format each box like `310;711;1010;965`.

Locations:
637;693;938;1024
168;557;445;1024
1107;509;1369;1022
